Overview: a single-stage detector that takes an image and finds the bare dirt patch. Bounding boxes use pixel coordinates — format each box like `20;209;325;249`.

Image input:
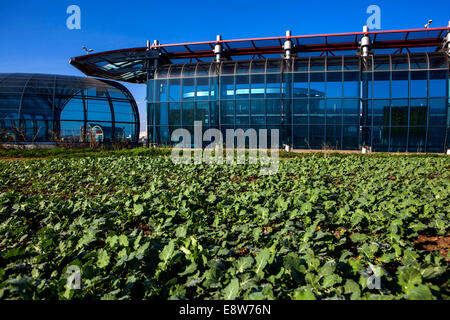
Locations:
414;235;450;260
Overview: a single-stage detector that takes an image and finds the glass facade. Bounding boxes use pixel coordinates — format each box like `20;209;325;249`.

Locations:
0;73;139;143
148;53;449;152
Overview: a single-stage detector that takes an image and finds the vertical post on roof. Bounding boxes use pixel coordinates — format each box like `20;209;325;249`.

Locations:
283;30;293;59
360;25;371;57
360;26;372;152
214;35;223;63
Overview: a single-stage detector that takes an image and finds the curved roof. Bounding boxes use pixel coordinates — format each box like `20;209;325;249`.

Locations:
0;73;139;142
69;27;450;83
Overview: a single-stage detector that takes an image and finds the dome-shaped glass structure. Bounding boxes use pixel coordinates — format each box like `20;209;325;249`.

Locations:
0;73;139;143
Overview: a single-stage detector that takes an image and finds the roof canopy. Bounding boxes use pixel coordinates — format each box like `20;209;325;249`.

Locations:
70;27;450;83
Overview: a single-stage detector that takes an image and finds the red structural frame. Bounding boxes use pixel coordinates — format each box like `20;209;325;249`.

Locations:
69;27;449;82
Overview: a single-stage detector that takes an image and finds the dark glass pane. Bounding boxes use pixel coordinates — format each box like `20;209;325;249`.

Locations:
310;58;325;71
169;65;183;77
251;60;266;73
409;54;427;69
182;78;195;101
195;77;210;101
428;54;447;69
183;64;196;77
182;102;194;126
293;99;308;114
343;57;360;71
342;125;359;150
235;75;249;98
293;58;309;72
220;76;234;99
372;100;389;126
409;99;427;126
236;100;249;115
251;99;265;114
221;62;236;75
168;102;181;126
168;79;181;102
429;70;447;97
236;61;250;74
266;60;281;73
391;55;409;70
391;100;409;126
293;125;309;148
373;56;390;70
327;57;342;71
326;125;342;149
220;100;234;116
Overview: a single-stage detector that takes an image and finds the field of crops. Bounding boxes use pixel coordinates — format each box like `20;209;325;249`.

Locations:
0;153;449;300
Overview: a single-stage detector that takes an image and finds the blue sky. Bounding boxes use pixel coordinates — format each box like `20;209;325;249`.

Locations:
0;0;449;133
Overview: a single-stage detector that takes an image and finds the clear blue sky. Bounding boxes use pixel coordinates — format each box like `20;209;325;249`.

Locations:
0;0;449;133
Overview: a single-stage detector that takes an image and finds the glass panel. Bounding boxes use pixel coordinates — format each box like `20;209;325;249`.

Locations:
410;99;427;126
236;61;250;74
236;100;249;115
168;79;181;102
327;57;342;71
343;72;359;97
429;70;447;97
221;62;236;75
169;65;183;78
293;73;308;98
326;72;342;98
310;73;325;96
391;71;408;98
155;79;168;102
294;99;308;114
373;72;390;99
410;71;427;98
391;55;409;70
183;64;196;77
182;78;195;101
220;76;234;99
373;56;390;70
251;99;265;114
251;60;266;73
195;77;209;101
168;102;181;126
409;54;427;69
343;57;360;71
266;74;281;98
310;58;325;71
235;75;249;98
428;54;447;69
293;58;309;72
266;60;281;73
293;125;308;148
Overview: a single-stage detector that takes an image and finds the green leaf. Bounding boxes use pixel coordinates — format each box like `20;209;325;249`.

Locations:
223;278;239;300
254;248;270;276
97;249;110;268
344;279;361;300
405;284;435;300
133;204;144;216
236;256;254;273
159;240;175;263
292;288;316;300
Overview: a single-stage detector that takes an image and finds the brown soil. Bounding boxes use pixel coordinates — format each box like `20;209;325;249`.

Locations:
414;235;450;261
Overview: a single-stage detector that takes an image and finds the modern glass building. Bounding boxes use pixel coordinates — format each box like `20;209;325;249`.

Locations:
0;73;139;143
70;26;450;152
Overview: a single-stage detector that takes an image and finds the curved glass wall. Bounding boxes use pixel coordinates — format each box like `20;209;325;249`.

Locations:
148;53;449;152
0;73;139;143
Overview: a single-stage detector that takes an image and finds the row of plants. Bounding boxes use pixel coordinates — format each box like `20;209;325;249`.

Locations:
0;154;448;299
